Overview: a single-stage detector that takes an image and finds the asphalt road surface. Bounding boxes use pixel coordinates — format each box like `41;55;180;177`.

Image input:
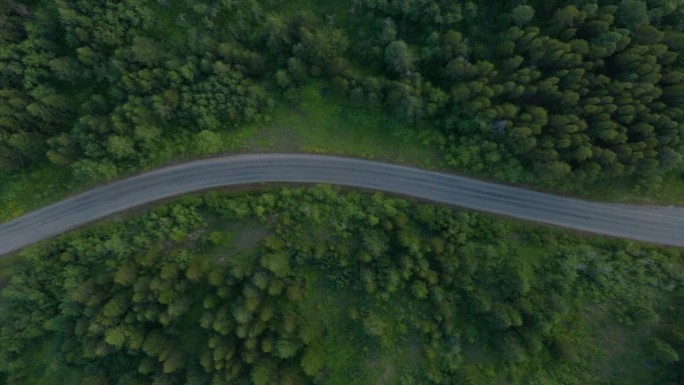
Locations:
1;153;683;256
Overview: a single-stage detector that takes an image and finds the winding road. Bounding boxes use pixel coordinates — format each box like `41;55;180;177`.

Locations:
1;153;683;255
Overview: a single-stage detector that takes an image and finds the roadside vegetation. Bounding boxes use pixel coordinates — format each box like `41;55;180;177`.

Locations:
2;0;684;215
1;187;683;385
0;84;443;222
2;1;684;384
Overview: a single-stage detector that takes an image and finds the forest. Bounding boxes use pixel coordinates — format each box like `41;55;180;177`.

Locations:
1;0;683;188
1;186;683;385
2;0;684;384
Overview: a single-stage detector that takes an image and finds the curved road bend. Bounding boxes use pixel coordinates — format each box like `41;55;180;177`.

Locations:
0;153;683;256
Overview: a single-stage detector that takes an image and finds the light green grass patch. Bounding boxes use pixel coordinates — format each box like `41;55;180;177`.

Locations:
0;164;73;222
216;83;444;167
576;167;684;205
209;221;270;267
0;83;443;222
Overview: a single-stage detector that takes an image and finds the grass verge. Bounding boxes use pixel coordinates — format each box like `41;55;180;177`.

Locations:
0;83;442;223
0;83;682;225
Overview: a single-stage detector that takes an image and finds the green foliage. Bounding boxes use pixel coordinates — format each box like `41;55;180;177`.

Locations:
1;187;683;384
616;0;650;28
385;40;414;74
511;5;536;26
2;0;683;193
1;2;684;385
192;130;223;155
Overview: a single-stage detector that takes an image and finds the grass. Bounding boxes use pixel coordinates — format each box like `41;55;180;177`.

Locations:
574;167;684;206
240;85;443;165
157;82;444;166
0;83;443;223
209;220;270;266
236;90;684;206
0;164;74;222
581;304;656;385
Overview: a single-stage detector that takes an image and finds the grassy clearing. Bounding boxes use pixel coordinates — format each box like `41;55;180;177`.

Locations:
209;220;270;266
0;83;442;222
573;167;684;206
582;305;655;385
0;164;73;222
239;85;443;166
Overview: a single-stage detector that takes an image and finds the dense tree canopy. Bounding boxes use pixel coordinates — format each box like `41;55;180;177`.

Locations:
0;187;682;384
1;0;683;188
2;2;684;384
